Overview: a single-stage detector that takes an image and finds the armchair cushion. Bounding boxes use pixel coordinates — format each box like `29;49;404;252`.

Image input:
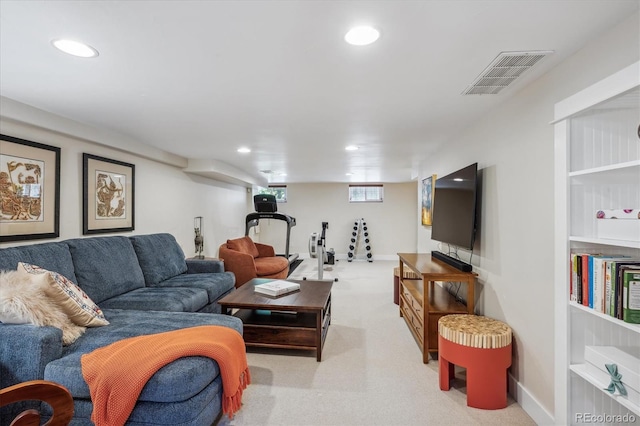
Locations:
218;237;289;287
255;242;276;258
226;236;259;258
255;257;289;277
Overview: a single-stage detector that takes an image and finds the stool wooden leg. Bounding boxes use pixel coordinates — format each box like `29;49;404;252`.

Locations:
439;356;454;391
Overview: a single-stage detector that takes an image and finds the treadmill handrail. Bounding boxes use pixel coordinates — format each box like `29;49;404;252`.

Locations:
245;212;296;226
245;212;297;259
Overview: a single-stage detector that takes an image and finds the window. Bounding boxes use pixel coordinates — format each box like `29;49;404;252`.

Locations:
257;185;287;203
348;185;383;202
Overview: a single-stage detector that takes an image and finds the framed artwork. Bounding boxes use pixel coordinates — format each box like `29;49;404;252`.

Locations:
0;134;60;242
83;153;135;235
421;174;436;226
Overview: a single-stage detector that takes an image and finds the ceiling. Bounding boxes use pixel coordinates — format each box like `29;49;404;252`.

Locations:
1;1;637;184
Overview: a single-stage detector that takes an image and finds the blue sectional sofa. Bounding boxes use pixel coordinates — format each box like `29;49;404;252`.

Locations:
0;233;241;425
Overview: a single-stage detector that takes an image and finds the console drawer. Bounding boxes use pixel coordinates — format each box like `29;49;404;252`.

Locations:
401;280;423;313
400;302;424;345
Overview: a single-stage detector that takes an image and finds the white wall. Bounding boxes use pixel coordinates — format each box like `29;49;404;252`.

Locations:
0;117;250;256
416;12;640;422
254;182;417;259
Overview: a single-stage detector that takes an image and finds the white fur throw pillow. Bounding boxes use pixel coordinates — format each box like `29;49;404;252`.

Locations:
0;269;86;345
17;262;109;327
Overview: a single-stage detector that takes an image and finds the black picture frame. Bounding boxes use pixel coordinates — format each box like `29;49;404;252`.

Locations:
0;134;60;242
83;153;135;235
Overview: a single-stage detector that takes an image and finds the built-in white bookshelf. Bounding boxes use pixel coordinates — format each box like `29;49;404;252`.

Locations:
554;62;640;425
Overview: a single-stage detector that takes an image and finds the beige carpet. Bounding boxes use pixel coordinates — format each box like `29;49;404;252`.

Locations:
226;259;536;426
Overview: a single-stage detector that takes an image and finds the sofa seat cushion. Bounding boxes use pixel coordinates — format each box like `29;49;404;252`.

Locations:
226;236;260;258
58;377;222;426
155;272;235;303
0;242;78;284
255;257;289;276
65;236;145;304
98;287;209;312
44;309;242;402
130;234;188;286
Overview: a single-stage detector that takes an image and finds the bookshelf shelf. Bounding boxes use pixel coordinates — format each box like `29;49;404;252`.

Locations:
569;301;640;333
569;364;640;417
569;237;640;250
554;62;640;424
569;159;640;178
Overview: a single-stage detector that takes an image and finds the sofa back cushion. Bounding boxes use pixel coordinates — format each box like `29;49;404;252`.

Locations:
226;236;259;258
0;242;78;283
129;233;188;285
65;236;145;304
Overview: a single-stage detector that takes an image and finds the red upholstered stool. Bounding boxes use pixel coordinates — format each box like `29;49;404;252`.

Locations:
438;314;512;410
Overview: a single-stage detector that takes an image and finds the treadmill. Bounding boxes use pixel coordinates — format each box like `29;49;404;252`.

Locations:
245;194;299;264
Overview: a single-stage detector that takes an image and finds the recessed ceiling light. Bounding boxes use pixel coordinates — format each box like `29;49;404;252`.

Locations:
51;39;99;58
345;145;359;151
237;147;251;153
346;172;353;176
344;26;380;46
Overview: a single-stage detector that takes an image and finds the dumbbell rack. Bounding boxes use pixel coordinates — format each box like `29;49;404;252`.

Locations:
347;218;373;262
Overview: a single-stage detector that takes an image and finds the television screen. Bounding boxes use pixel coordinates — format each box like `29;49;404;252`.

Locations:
431;163;478;250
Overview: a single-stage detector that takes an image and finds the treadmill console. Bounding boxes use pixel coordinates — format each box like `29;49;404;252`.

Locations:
254;194;277;213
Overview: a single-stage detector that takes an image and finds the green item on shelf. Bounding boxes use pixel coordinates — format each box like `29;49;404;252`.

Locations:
604;363;627;396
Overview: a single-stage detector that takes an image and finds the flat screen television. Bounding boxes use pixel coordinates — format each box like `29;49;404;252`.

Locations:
431;163;478;251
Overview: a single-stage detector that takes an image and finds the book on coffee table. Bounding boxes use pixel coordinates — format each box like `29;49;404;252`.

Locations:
254;280;300;297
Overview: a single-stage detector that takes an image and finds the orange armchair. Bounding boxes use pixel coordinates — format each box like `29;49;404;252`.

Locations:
219;236;289;287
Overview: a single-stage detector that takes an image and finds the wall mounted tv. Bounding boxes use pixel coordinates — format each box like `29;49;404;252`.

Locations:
431;162;479;251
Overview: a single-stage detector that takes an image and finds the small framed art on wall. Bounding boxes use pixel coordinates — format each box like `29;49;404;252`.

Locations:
83;153;135;235
421;174;436;226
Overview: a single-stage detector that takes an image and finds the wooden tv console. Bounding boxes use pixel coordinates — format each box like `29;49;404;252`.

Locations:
397;253;476;363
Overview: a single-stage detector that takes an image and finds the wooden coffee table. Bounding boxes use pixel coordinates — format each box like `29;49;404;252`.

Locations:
218;278;333;361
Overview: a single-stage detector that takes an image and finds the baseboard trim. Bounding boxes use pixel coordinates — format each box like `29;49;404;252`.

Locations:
297;254;398;261
508;372;554;425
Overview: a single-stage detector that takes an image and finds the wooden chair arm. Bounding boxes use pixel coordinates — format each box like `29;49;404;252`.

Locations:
0;380;73;426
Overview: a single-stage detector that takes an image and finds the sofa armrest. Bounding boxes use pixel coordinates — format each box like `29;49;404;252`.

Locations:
0;324;63;389
185;258;225;274
218;245;258;287
255;243;276;258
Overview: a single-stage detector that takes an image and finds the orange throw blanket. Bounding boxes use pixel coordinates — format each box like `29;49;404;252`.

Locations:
81;325;250;426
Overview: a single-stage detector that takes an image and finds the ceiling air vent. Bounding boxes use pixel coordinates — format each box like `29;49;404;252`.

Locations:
462;50;553;95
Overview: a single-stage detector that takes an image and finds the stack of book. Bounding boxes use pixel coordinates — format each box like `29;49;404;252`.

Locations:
570;254;640;324
254;280;300;297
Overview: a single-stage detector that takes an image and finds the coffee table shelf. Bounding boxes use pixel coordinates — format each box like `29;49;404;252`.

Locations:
218;279;332;361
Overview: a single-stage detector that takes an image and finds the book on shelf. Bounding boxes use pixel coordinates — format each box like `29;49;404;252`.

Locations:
254;280;301;297
572;253;598;306
614;261;640;319
581;254;590;307
569;254;640;318
622;267;640;324
592;255;631;313
570;254;580;303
